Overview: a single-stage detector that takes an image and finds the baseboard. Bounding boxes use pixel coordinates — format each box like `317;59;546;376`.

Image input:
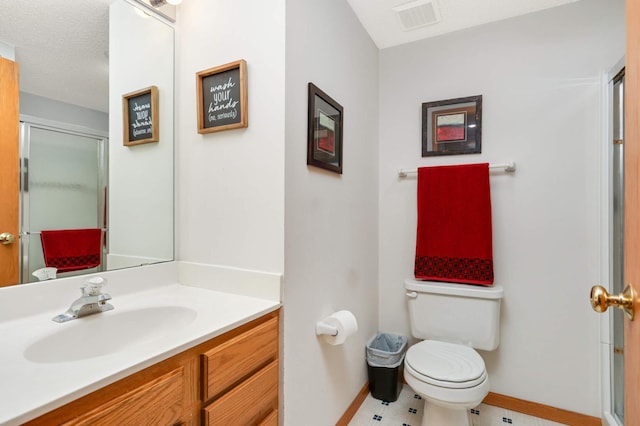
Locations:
336;385;601;426
483;392;602;426
336;382;369;426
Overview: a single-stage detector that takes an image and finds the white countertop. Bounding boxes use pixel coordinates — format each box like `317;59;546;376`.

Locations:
0;280;280;425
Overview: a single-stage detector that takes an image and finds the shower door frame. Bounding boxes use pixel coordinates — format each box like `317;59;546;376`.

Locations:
19;116;109;283
600;58;625;426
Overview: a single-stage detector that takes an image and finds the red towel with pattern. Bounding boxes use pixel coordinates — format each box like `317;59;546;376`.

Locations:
41;229;102;273
414;163;494;285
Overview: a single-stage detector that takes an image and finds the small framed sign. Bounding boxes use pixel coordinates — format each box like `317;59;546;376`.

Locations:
421;95;482;157
122;86;159;146
307;83;343;174
197;59;248;134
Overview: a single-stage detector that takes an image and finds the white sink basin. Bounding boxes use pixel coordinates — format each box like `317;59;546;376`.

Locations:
24;306;197;363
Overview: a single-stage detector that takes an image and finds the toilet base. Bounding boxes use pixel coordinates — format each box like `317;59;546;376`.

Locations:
421;400;470;426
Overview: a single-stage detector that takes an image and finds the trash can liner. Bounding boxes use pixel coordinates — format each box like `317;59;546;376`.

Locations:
366;332;408;402
366;333;407;368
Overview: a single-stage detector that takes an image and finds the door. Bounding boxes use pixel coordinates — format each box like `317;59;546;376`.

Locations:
624;0;640;423
20;122;108;282
591;2;639;424
0;57;19;287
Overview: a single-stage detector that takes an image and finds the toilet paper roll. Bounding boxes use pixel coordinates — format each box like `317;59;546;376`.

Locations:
317;310;358;346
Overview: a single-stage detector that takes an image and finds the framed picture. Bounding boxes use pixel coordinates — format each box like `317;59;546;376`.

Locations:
122;86;159;146
197;59;248;134
307;83;343;174
421;95;482;157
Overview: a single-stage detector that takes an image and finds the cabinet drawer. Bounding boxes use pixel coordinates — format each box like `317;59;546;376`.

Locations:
203;360;278;426
61;367;184;426
202;315;278;400
258;410;278;426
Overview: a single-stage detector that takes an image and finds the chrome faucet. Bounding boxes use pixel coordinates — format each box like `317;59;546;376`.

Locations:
52;277;114;323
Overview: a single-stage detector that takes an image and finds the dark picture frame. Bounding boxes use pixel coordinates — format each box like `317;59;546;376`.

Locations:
307;83;343;174
122;86;159;146
197;59;248;134
421;95;482;157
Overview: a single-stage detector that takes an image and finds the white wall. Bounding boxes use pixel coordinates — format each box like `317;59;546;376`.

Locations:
176;0;286;274
0;40;14;60
176;0;376;423
284;0;379;423
175;0;624;422
20;92;108;133
378;0;624;417
109;0;174;265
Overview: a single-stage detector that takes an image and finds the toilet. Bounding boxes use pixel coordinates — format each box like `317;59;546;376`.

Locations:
403;278;503;426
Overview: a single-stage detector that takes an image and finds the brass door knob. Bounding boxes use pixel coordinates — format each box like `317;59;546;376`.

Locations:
0;232;15;245
590;284;635;321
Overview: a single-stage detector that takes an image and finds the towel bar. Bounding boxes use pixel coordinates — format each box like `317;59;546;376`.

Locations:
21;229;108;236
398;162;516;177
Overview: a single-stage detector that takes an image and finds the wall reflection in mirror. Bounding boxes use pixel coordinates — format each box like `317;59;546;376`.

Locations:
0;0;175;286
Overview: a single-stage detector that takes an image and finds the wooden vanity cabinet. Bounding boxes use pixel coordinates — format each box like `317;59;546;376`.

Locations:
201;314;279;425
56;366;189;426
25;310;279;426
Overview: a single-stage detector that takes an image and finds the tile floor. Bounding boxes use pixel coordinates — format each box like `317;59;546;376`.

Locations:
348;384;568;426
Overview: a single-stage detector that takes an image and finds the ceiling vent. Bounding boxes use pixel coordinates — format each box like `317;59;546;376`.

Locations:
393;0;441;31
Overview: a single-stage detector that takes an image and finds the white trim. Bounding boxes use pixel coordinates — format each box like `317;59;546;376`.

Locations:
604;412;621;426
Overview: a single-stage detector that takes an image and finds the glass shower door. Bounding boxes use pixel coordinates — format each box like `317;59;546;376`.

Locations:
20;122;107;282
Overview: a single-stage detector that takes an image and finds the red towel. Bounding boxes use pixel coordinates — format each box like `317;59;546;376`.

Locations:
40;229;102;273
414;163;494;285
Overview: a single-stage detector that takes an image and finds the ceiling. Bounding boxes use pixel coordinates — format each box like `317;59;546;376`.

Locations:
0;0;111;113
0;0;581;113
347;0;581;49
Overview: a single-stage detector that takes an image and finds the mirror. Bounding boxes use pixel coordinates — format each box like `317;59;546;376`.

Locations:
0;0;175;286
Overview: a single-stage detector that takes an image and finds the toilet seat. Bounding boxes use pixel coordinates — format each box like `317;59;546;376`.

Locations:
405;340;487;389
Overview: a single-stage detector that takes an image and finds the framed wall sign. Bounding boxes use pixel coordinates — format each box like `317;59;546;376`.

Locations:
307;83;343;174
421;95;482;157
197;59;248;134
123;86;159;146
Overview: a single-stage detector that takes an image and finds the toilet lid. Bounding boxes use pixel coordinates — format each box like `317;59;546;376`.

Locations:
405;340;486;388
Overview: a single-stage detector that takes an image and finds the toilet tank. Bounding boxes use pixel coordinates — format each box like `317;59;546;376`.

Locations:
405;278;503;351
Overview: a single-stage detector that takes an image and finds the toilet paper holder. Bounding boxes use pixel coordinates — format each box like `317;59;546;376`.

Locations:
315;321;339;336
315;310;358;345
